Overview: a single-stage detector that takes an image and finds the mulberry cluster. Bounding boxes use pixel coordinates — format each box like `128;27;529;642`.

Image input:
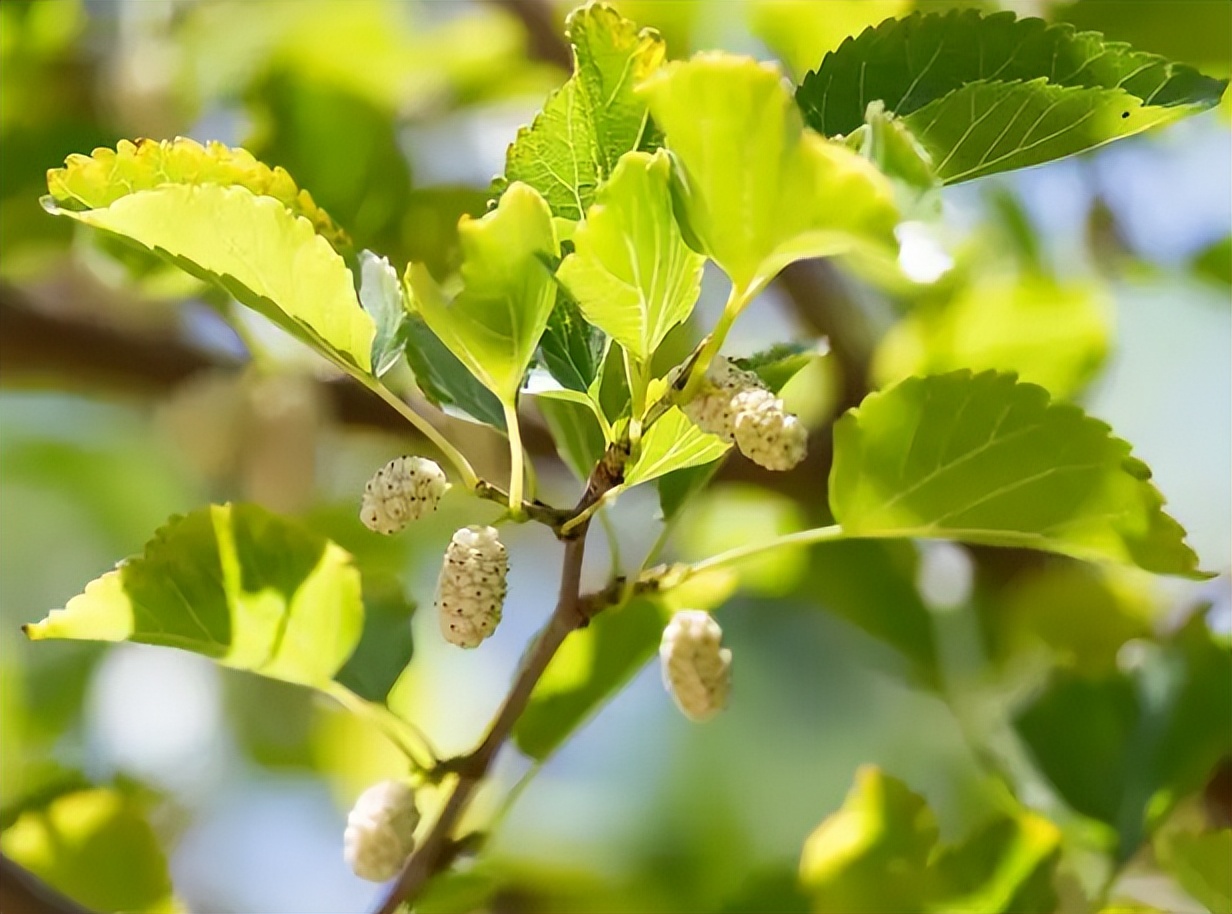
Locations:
681;357;807;471
659;610;732;722
436;525;508;648
343;780;419;882
360;456;448;535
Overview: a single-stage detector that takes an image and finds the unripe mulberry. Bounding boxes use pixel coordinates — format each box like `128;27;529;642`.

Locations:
681;356;762;442
343;780;419;882
730;387;808;471
660;610;732;722
360;456;448;535
436;525;508;648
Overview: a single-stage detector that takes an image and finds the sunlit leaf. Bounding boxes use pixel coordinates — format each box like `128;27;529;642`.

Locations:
1;788;176;913
873;275;1110;397
406;183;556;404
640;54;898;292
515;598;669;761
45;136;349;248
797;11;1227;183
24;504;364;688
556;149;705;360
624;407;730;488
830;371;1205;576
498;2;665;220
44;181;375;373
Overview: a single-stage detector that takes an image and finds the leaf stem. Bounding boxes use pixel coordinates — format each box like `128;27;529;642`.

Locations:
365;379;479;490
323;682;437;773
682;524;846;579
503;401;526;518
679;283;749;401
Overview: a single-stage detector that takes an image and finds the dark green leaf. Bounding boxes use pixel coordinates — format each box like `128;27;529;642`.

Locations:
333;574;415;704
798;10;1226;137
515;598;668;761
536;392;606;481
732;341;829;394
658;460;724;523
538;288;606;392
498;3;665;220
402;315;507;431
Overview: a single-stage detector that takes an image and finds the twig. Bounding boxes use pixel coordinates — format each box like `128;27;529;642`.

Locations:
0;854;94;914
372;458;621;914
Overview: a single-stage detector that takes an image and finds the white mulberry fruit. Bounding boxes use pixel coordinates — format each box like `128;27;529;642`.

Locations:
660;610;732;722
343;780;419;882
436;525;508;648
730;387;808;471
680;356;762;442
360;456;448;535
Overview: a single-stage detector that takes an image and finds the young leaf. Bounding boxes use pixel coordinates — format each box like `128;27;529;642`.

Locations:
538;289;606;392
639;54;898;293
515;597;669;761
406;183;556;404
556;149;705;361
401;314;507;431
43;182;375;374
624;407;730;488
830;371;1205;576
873;275;1110;398
498;3;665;220
44;136;350;249
1;788;176;914
24;504;364;688
357;250;406;377
797;10;1227;182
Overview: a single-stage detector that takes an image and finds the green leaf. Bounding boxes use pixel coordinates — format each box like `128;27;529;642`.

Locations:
1014;618;1232;855
800;766;938;913
797;10;1227;182
515;597;669;761
24;504;364;688
797;10;1226;137
357;250;406;377
556;149;705;361
406;183;556;404
624;407;730;488
732;341;829;394
1;788;176;913
1156;829;1232;914
538;289;606;392
800;767;1060;914
829;371;1205;577
332;574;415;704
873;275;1110;398
44;136;350;248
843;101;940;217
749;0;911;81
497;3;665;220
43;182;375;374
658;460;724;522
639;54;898;292
401;315;506;431
536;391;607;482
902;79;1188;184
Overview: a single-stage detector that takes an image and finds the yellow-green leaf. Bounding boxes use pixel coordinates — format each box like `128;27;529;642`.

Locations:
624;407;730;488
24;504;364;688
556;149;704;360
639;54;898;293
406;182;557;403
44;181;375;373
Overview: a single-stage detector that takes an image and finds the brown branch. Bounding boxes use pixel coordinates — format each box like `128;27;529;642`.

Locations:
0;854;93;914
373;455;623;914
486;0;572;70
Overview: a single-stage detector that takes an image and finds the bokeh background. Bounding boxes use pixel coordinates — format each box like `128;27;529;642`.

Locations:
1;1;1229;912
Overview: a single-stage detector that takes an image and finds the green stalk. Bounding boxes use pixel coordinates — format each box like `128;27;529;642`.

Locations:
684;524;846;578
365;379;479;490
680;283;750;401
503;400;526;518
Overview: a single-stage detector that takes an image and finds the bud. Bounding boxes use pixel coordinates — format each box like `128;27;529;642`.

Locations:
343;780;419;882
360;456;448;535
681;356;762;442
437;525;508;648
660;610;732;722
730;387;808;471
